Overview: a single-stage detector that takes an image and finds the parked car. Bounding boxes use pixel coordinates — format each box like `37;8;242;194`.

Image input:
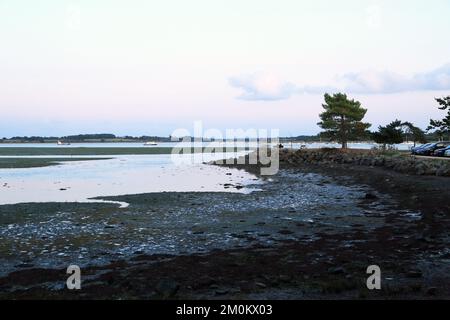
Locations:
411;143;433;155
445;149;450;157
415;141;450;156
433;145;450;157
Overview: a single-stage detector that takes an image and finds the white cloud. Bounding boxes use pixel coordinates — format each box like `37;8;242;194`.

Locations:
229;73;298;101
229;64;450;101
338;63;450;94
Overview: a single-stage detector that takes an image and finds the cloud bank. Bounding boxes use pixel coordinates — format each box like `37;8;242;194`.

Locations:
230;64;450;101
228;73;298;101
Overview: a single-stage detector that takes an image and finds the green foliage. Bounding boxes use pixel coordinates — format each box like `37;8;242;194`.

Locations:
373;120;426;148
402;122;427;144
372;120;404;147
63;134;116;141
427;96;450;140
317;93;371;148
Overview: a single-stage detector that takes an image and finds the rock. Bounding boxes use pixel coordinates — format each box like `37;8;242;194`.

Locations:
278;229;294;235
436;165;450;176
15;263;34;268
155;279;180;298
415;163;427;175
215;288;229;295
197;276;216;287
406;270;422;278
364;192;378;200
328;266;346;275
426;287;437;296
278;275;291;282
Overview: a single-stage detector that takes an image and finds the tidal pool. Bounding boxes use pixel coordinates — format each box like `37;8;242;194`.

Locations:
0;152;261;207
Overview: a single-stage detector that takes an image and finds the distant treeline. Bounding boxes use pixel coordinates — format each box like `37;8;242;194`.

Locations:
0;134;325;143
0;132;444;143
1;134;172;143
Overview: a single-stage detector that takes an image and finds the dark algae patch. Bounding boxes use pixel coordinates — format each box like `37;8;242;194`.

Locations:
0;158;111;169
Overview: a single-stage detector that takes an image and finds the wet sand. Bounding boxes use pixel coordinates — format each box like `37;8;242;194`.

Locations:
0;161;449;299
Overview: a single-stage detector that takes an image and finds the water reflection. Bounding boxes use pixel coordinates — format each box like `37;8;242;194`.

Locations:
0;153;262;207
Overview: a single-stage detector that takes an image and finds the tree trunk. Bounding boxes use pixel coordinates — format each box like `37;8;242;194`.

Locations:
340;115;347;149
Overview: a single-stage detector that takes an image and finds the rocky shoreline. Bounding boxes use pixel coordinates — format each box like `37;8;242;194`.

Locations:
278;148;450;176
0;151;449;299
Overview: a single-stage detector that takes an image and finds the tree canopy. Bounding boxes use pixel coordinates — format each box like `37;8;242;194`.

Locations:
372;120;404;148
402;122;427;146
318;93;371;148
373;120;426;148
427;96;450;140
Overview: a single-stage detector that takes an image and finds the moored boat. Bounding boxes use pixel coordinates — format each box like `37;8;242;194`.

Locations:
57;140;71;145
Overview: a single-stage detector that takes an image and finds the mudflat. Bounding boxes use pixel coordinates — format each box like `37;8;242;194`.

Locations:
0;160;449;299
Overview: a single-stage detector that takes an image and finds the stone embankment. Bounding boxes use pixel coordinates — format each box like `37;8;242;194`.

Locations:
278;148;450;177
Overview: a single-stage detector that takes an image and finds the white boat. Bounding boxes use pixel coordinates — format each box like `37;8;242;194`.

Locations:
143;141;158;146
57;140;71;145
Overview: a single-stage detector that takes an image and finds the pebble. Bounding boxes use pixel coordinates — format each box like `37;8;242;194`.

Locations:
328;266;346;275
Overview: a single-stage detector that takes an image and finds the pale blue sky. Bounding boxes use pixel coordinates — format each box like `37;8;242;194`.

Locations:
1;0;449;137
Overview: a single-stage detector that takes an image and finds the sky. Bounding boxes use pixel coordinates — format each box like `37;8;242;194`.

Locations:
1;0;450;137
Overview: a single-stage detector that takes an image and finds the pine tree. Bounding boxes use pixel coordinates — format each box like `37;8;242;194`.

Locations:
318;93;371;149
372;120;404;149
402;122;426;146
427;96;450;141
373;120;426;148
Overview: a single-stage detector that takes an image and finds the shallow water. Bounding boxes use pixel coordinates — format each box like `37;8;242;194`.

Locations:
0;152;261;207
0;169;414;276
0;141;414;150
